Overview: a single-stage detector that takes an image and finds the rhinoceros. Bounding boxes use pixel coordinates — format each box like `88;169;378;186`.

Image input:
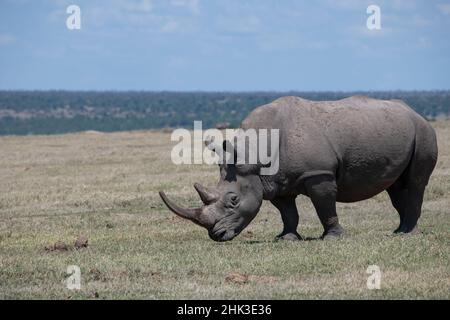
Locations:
159;96;438;242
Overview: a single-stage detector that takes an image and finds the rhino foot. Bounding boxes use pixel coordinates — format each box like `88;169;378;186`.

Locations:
276;232;303;241
322;225;344;241
394;225;421;235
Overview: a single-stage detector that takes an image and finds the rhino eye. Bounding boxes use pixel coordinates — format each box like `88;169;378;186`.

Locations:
224;193;240;208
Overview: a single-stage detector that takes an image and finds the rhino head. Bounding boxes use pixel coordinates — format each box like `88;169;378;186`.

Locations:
159;139;264;242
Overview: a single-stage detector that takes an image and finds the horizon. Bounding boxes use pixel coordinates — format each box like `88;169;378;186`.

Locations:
1;89;450;93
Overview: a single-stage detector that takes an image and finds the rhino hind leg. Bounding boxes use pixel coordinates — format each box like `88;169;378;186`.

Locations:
304;175;344;240
387;180;426;234
271;197;303;241
387;182;407;232
388;126;437;234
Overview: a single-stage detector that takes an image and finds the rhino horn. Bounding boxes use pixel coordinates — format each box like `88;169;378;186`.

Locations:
194;183;219;205
159;191;207;226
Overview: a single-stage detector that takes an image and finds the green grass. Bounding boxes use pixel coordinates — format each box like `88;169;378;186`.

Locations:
0;124;449;299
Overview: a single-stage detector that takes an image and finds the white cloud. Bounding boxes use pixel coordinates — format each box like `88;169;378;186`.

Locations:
53;0;200;35
437;3;450;15
417;36;430;48
325;0;372;10
170;0;200;14
348;24;394;38
325;0;418;11
412;15;431;27
391;0;417;10
161;20;180;33
217;15;262;35
121;0;153;13
0;33;15;46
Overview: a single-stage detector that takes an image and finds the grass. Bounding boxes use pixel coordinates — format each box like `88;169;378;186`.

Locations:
0;123;449;299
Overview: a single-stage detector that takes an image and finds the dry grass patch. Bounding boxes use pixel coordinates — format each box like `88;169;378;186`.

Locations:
0;123;449;299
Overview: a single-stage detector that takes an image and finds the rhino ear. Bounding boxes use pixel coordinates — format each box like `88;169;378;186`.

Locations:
223;140;237;164
204;135;218;152
204;136;236;166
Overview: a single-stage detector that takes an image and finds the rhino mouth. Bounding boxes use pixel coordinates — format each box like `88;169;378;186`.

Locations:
208;228;237;242
208;214;244;242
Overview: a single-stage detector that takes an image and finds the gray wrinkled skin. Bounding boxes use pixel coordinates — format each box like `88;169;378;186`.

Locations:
160;96;438;242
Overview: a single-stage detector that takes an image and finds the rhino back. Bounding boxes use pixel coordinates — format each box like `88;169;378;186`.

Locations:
242;96;430;202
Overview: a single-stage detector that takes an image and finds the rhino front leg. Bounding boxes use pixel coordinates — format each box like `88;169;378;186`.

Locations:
304;175;344;240
271;197;303;241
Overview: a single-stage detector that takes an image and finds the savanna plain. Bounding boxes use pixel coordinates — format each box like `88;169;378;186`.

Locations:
0;122;449;299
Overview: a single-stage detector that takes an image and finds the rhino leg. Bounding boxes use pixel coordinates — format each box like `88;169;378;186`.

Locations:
305;175;344;240
387;181;407;233
387;130;436;235
401;186;425;234
271;196;303;241
388;181;425;234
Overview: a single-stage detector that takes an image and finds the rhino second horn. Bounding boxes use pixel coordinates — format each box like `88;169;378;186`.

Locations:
194;183;219;205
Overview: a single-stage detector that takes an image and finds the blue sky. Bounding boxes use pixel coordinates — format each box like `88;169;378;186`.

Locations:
0;0;449;91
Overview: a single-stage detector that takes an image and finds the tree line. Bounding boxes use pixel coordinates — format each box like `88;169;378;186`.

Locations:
0;90;449;135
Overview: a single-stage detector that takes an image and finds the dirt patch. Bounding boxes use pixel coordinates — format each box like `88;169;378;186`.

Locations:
45;236;88;252
45;241;69;252
225;272;249;284
74;235;88;249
